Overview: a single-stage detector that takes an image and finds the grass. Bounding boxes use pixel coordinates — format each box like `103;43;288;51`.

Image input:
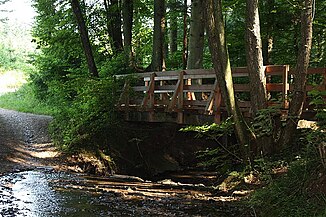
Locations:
0;84;56;115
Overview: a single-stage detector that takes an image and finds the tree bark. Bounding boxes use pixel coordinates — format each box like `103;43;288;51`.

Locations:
205;0;254;162
169;1;178;54
262;0;274;65
104;0;123;53
187;0;205;69
71;0;99;78
182;0;188;70
278;0;313;148
245;0;267;115
152;0;166;71
122;0;133;65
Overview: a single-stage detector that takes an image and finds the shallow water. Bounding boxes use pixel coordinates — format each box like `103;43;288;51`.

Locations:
0;169;111;217
0;168;248;217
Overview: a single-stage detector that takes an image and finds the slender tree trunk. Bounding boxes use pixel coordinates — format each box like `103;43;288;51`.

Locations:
169;11;178;54
262;0;274;65
71;0;99;78
152;0;166;71
205;0;255;162
187;0;205;69
245;0;267;115
182;0;188;70
278;0;313;148
122;0;133;65
104;0;123;53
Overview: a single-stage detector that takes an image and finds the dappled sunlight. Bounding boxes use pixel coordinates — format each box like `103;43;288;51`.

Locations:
6;141;60;168
55;175;244;203
0;70;27;95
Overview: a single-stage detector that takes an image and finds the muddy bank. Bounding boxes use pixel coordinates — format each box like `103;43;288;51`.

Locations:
111;122;218;178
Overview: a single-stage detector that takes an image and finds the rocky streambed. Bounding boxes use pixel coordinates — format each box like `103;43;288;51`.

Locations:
0;108;252;216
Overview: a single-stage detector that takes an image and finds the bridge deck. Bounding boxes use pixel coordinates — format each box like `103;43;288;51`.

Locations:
116;65;326;124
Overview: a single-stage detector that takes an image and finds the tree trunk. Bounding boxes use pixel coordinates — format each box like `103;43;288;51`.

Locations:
104;0;123;53
262;0;274;65
71;0;99;78
187;0;205;69
122;0;133;65
169;0;178;54
245;0;267;115
278;0;313;148
152;0;166;71
205;0;254;162
182;0;188;70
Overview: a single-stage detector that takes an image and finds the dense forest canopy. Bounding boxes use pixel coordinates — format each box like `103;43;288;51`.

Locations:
1;0;324;156
0;1;325;215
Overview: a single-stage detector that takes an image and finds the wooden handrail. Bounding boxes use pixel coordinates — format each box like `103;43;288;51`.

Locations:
116;65;326;124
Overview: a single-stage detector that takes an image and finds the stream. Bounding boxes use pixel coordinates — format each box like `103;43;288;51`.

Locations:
0;168;252;217
0;108;251;216
0;169;112;216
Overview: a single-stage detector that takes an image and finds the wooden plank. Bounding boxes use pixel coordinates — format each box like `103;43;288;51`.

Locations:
214;86;222;123
205;80;218;113
141;73;156;109
265;65;288;75
133;86;147;92
307;68;326;74
289;67;326;75
143;74;216;81
231;67;248;74
118;80;130;106
178;71;185;124
266;83;284;92
168;71;184;111
183;84;214;92
282;65;289;109
184;100;208;106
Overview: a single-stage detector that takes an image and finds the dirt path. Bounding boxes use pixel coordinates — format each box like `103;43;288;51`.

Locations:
0;108;60;174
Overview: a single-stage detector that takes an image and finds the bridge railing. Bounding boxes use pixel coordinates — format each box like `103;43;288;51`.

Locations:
116;65;325;124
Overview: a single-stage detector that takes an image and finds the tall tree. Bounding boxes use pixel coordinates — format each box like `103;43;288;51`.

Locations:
187;0;205;69
151;0;166;71
182;0;188;69
71;0;99;78
205;0;254;162
104;0;123;53
261;0;274;65
169;1;178;54
279;0;314;148
245;0;267;115
122;0;133;64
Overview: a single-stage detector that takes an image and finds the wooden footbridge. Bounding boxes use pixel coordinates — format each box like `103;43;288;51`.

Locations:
116;65;326;124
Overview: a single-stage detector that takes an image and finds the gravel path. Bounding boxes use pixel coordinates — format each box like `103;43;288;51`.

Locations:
0;108;59;174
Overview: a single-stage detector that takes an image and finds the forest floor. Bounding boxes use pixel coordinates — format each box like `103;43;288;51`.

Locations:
0;108;255;216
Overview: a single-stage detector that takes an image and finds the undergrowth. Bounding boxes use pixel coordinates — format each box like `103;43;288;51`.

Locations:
182;90;326;216
248;89;326;217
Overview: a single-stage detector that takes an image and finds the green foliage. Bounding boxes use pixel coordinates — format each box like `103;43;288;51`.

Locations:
251;106;281;138
180;117;234;138
309;90;326;126
249;114;326;217
181;118;243;171
50;77;120;152
249;159;326;217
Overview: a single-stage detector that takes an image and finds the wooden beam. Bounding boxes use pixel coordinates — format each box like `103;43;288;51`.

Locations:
141;73;156;109
168;71;184;112
282;65;289;109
